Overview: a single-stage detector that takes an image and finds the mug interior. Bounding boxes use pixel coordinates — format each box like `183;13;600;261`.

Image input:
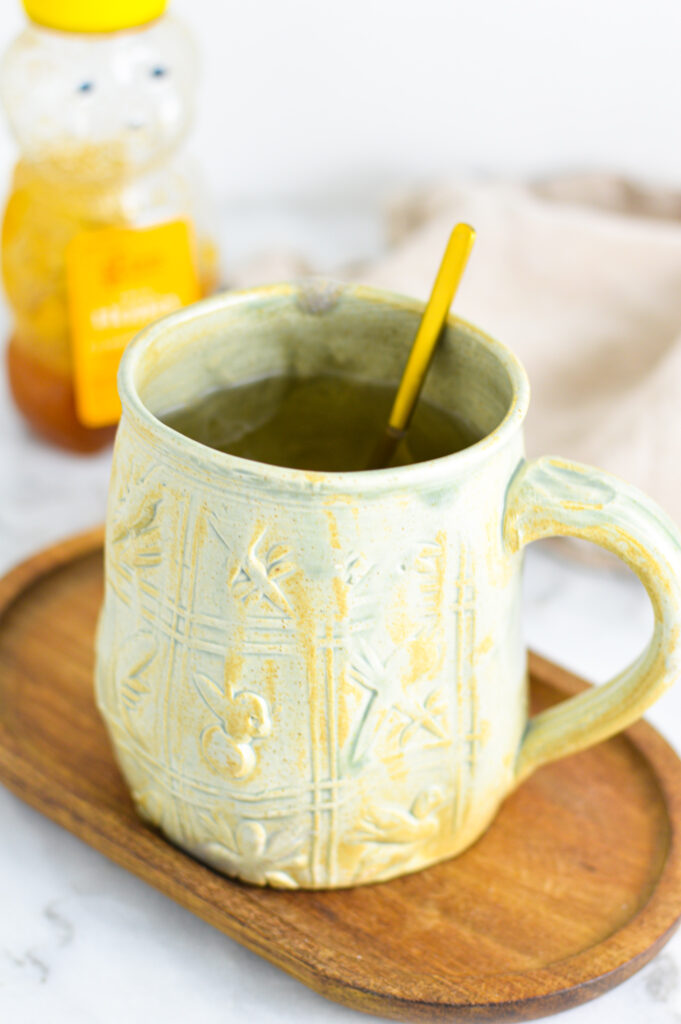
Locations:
125;281;527;462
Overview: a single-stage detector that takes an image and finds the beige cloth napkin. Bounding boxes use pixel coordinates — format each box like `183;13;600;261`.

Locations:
235;176;681;529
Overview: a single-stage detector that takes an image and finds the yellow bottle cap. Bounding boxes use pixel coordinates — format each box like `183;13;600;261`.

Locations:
23;0;168;33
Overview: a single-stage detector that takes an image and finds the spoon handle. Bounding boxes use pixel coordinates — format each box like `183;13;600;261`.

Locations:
369;222;475;469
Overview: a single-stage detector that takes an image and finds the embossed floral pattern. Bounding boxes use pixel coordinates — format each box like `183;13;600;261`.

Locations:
345;639;448;766
197;813;306;888
230;526;294;613
341;553;379;622
111;477;164;572
351;785;445;881
194;667;271;779
392;687;448;747
98;415;497;888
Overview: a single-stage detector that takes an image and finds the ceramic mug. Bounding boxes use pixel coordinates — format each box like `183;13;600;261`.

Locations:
96;281;681;889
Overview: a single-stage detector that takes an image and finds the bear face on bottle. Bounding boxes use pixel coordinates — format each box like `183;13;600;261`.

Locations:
1;15;198;184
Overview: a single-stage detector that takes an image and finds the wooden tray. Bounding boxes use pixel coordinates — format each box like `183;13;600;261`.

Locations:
1;530;681;1023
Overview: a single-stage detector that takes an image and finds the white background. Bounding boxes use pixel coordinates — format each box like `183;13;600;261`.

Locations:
1;0;681;204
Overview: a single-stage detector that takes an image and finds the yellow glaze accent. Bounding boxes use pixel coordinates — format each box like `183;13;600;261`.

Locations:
95;282;681;889
504;456;681;783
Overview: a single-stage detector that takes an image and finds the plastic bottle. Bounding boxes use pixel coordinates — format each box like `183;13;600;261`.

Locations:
1;0;219;451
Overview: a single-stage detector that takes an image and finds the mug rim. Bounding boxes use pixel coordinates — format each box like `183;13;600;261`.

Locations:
118;280;530;493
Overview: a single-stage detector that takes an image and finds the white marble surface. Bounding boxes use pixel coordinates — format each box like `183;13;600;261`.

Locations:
3;209;681;1023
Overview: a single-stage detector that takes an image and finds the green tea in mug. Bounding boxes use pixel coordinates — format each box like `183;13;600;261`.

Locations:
160;373;480;471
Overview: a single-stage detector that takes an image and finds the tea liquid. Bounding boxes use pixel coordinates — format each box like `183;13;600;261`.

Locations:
161;374;480;472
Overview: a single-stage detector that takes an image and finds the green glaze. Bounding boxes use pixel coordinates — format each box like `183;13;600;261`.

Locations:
95;281;681;890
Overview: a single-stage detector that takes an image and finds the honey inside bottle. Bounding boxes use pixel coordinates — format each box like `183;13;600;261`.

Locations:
1;4;219;451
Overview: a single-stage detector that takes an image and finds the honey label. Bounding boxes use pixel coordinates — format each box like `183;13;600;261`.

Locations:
66;220;200;427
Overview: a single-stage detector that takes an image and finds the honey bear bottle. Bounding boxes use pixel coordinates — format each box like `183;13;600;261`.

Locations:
1;0;219;451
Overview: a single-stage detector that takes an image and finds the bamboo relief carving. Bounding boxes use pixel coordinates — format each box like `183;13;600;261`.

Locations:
230;525;295;614
110;463;165;577
101;453;485;887
118;631;158;752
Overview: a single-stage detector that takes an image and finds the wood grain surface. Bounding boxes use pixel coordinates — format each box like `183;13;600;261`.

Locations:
1;529;681;1022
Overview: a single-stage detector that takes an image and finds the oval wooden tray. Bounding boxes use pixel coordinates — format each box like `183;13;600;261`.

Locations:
1;530;681;1022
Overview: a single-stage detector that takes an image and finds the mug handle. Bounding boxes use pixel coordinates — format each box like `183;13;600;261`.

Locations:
504;456;681;784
